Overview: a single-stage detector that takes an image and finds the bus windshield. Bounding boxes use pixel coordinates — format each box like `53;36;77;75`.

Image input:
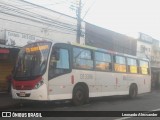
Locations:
14;42;52;80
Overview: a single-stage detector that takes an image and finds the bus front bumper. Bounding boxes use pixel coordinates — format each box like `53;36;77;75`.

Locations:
11;84;48;100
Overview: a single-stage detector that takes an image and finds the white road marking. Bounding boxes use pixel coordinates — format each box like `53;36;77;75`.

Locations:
114;108;160;120
151;108;160;111
114;117;131;120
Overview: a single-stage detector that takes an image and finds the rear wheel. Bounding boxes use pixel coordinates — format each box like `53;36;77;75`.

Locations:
129;84;138;99
72;85;86;106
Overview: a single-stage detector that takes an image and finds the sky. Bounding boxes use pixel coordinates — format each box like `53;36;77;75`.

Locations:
25;0;160;40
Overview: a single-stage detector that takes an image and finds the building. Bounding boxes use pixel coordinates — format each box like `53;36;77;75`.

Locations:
136;33;152;59
85;23;160;89
85;22;137;56
0;0;85;46
137;33;160;89
0;45;19;91
0;0;85;92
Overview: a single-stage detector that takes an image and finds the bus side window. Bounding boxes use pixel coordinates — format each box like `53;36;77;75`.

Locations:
73;47;93;70
48;48;70;80
114;55;126;73
127;58;138;74
139;60;149;75
95;52;112;71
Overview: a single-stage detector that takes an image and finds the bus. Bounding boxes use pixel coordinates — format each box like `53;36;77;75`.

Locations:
11;41;151;105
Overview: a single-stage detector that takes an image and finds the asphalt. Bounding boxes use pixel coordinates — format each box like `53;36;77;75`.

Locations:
0;92;20;110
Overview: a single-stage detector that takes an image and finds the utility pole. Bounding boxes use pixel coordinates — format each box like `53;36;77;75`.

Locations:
76;0;81;44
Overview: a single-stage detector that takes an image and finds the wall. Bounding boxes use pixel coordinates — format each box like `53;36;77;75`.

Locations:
0;0;85;46
0;48;19;91
137;41;152;59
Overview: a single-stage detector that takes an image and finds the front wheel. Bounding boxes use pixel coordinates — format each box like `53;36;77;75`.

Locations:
129;84;138;99
72;86;86;106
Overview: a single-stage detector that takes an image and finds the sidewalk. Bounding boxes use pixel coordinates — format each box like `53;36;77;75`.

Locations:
0;92;20;110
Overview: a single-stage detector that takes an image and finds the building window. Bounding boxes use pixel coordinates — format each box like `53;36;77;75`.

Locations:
140;45;145;53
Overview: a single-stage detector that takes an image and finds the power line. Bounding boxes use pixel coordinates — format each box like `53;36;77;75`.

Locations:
0;16;76;35
76;0;82;43
1;0;77;25
82;0;96;19
0;0;88;43
3;0;68;7
0;2;77;32
69;0;96;43
0;14;75;34
18;0;77;19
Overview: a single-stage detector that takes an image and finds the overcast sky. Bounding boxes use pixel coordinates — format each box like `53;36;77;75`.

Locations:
26;0;160;40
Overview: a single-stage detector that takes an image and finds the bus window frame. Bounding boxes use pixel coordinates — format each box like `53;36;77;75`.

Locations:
138;59;150;75
72;46;94;71
48;43;72;80
126;57;138;74
94;51;112;72
113;55;127;73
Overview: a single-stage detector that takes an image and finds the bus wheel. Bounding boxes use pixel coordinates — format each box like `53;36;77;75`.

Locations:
72;85;86;106
129;84;138;99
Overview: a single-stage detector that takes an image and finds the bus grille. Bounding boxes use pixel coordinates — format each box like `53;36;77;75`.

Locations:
15;85;33;90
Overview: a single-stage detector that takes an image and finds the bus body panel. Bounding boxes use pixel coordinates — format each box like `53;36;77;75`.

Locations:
48;69;96;100
12;72;151;101
48;71;151;101
48;73;73;100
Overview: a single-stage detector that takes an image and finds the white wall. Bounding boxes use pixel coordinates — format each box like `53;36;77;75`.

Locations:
137;40;152;59
0;0;85;47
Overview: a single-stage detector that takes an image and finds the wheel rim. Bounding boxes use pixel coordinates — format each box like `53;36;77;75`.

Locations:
76;90;84;101
131;86;137;97
132;89;136;97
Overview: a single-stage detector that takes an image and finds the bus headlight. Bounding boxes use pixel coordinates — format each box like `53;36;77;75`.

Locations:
34;80;44;89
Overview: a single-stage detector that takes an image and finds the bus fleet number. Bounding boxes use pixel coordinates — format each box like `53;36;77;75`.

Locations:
80;74;93;80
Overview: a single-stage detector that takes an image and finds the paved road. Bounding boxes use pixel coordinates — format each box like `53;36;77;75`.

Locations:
5;90;160;120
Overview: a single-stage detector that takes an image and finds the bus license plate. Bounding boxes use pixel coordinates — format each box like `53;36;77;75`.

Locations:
19;92;26;97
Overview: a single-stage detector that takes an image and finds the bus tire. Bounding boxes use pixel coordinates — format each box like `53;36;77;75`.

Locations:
72;85;86;106
129;84;138;99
